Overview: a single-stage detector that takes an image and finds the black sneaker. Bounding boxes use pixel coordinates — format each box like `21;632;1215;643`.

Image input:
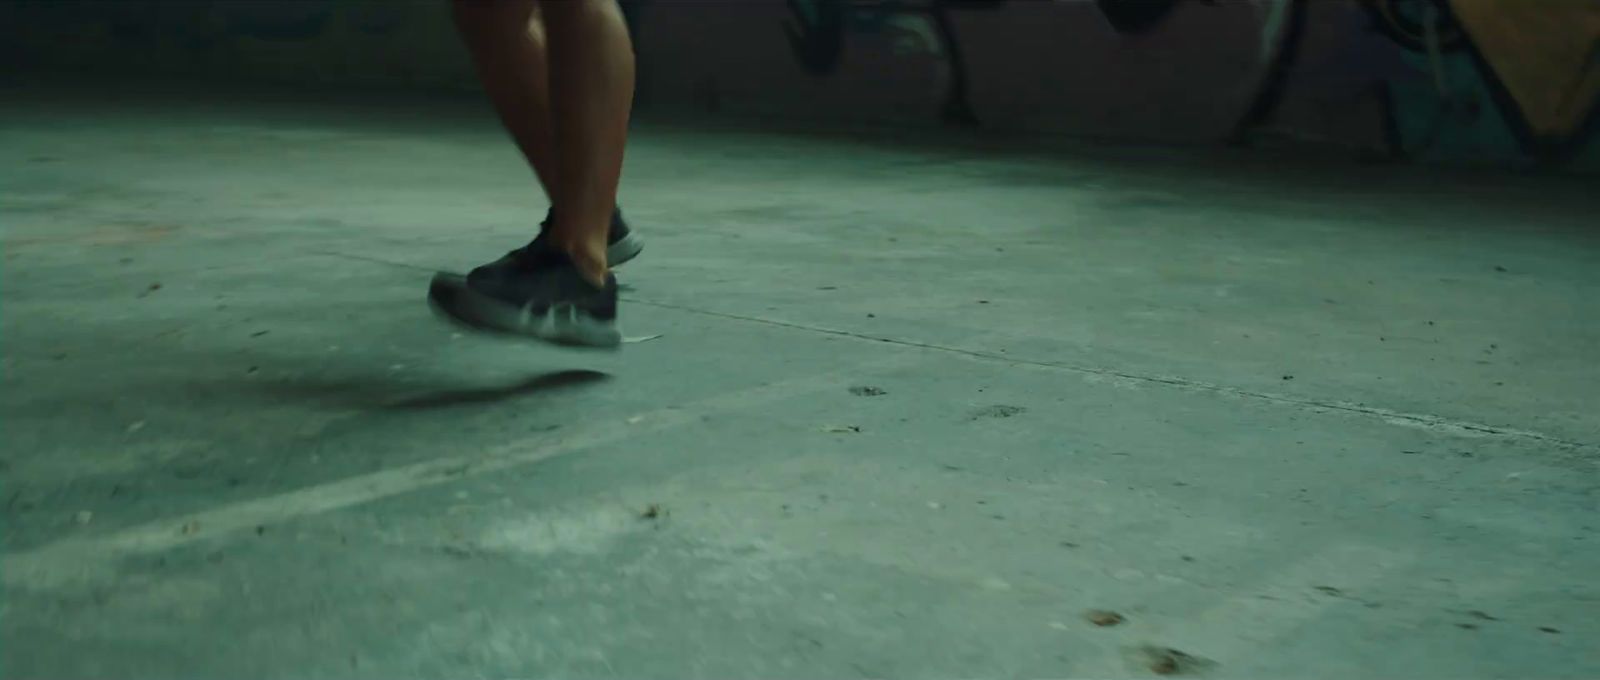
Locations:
428;249;621;349
473;208;643;285
598;208;646;266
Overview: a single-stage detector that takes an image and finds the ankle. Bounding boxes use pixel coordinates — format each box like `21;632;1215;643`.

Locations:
555;239;608;286
573;254;608;287
546;214;611;284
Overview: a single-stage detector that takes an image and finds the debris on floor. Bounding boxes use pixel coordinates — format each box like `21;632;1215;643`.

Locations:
849;386;887;397
1129;645;1214;676
640;503;666;520
137;282;162;298
1086;609;1126;627
969;405;1026;420
823;424;862;433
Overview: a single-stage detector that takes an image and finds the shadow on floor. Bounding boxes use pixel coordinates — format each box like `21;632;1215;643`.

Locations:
381;369;611;410
228;368;613;412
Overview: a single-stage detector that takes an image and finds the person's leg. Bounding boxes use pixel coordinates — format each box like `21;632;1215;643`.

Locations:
453;0;557;198
429;0;637;348
539;0;636;285
452;0;643;269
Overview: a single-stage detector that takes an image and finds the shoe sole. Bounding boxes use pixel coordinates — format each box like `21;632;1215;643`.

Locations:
428;273;622;350
607;231;644;268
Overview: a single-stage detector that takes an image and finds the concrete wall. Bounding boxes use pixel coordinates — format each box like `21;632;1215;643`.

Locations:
0;1;474;90
4;0;1596;170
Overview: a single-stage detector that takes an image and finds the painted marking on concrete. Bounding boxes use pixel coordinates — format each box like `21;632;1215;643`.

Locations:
1;346;939;590
629;298;1595;452
316;247;1594;453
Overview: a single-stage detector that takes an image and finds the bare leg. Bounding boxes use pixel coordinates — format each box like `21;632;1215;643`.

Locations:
430;0;633;348
539;0;635;285
453;0;557;198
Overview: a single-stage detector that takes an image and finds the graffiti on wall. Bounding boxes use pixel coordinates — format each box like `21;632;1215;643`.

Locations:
1348;0;1600;163
758;0;1305;144
781;0;999;125
8;0;1595;167
778;0;1239;127
760;0;1599;165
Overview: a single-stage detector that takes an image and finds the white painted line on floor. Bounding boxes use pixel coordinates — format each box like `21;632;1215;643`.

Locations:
327;249;1594;451
3;345;946;591
633;299;1594;451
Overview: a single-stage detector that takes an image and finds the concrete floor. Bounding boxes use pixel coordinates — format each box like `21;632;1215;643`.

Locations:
3;80;1598;679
